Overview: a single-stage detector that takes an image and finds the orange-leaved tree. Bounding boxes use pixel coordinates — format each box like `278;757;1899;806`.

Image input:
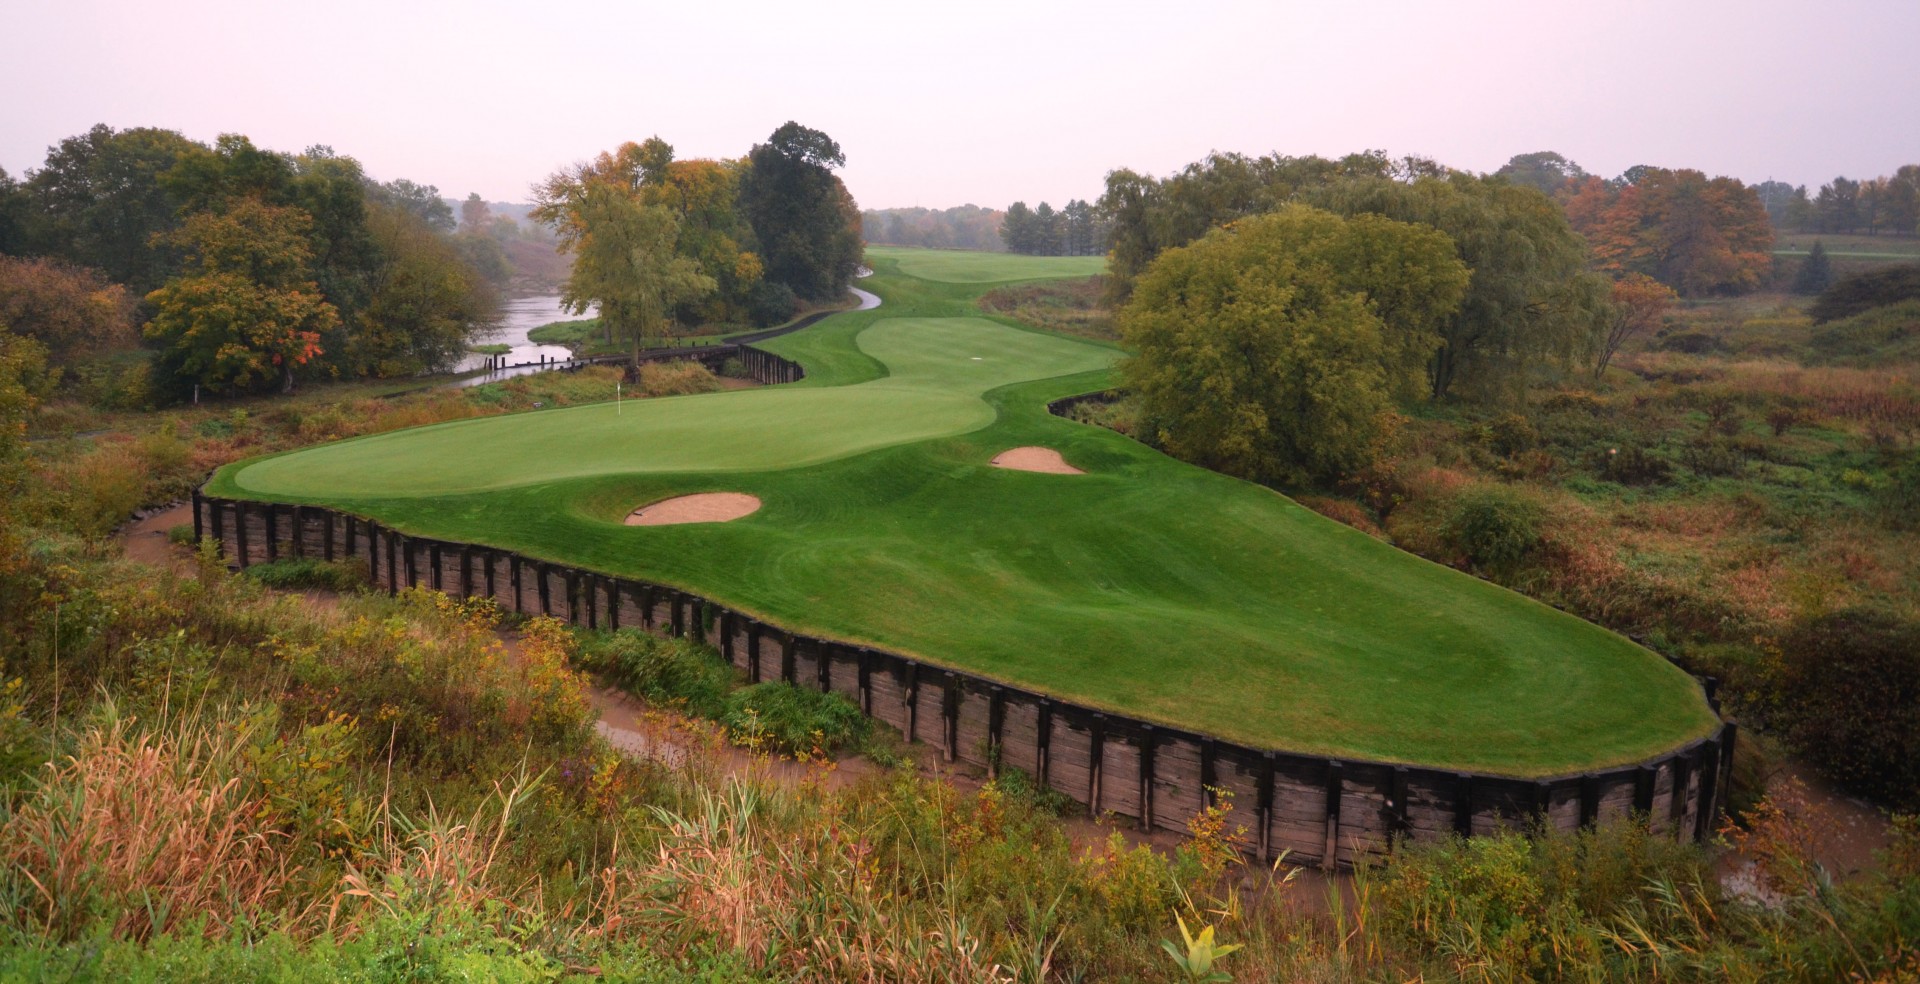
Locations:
144;197;338;395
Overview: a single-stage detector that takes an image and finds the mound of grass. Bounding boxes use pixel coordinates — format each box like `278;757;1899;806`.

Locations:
1808;299;1920;366
576;630;734;718
722;682;870;757
240;557;367;593
211;247;1718;775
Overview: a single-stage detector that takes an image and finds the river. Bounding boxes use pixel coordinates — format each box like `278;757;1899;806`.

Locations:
454;294;594;381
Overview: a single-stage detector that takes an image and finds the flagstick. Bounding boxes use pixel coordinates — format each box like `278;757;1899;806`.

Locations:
617;381;622;415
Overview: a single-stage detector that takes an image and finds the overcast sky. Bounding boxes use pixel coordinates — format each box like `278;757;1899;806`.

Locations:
3;0;1916;210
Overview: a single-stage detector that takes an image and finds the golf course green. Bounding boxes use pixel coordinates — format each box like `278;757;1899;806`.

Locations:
212;245;1720;775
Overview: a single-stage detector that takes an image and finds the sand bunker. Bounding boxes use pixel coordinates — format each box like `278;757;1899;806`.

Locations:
625;492;761;526
990;447;1084;475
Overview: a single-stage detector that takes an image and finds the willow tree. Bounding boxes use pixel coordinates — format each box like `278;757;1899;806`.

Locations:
1120;205;1467;485
563;183;713;362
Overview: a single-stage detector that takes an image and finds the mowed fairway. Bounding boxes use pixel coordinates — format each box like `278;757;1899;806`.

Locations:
213;247;1720;775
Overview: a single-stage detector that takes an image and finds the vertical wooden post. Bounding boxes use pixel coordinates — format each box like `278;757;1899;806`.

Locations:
858;649;873;714
669;593;684;636
781;634;797;683
1633;765;1658;819
1323;762;1344;868
941;676;959;763
1087;714;1106;817
747;623;762;682
1716;723;1739;832
484;550;496;602
192;490;204;542
510;555;523;613
1200;739;1218;808
607;579;620;631
344;515;356;564
986;688;1005;778
1138;725;1156;832
1693;738;1721;843
1454;774;1475;836
1389;767;1411;842
904;661;920;743
1532;780;1554;830
289;506;304;558
1036;700;1053;786
1580;775;1601;829
537;563;551;616
385;528;399;593
1257;753;1276;862
235;501;251;569
429;543;442;591
323;510;335;562
264;505;278;562
1669;753;1692;835
210;496;225;550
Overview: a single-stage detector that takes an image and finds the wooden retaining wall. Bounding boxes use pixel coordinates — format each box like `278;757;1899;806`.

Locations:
192;491;1734;865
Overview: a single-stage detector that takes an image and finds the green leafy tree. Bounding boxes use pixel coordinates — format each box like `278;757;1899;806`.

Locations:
22;124;201;293
1119;204;1467;484
1098;150;1396;302
1792;241;1834;295
369;178;455;232
564;185;714;361
737;122;862;300
0;328;48;499
144;198;339;395
1494;151;1588;196
347;204;496;377
1313;174;1609;400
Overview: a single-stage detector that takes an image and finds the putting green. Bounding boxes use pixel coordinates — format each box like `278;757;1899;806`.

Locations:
214;247;1719;775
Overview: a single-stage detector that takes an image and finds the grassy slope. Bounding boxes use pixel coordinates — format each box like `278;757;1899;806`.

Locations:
211;248;1718;775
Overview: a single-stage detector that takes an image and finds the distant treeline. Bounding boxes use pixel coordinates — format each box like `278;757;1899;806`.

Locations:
0;124;509;402
1000;199;1108;256
861;205;1004;251
1755;168;1920;236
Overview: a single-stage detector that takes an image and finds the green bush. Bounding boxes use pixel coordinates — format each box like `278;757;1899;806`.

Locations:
1877;453;1920;529
1443;486;1543;574
574;630;734;718
240;557;367;593
1767;606;1920;809
166;523;197;546
721;682;869;757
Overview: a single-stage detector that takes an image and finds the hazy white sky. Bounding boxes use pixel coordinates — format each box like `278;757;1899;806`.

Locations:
3;0;1916;210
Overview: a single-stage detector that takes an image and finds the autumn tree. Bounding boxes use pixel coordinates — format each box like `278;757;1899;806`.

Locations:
0;256;135;369
1313;174;1609;400
144;198;339;395
737;122;863;300
563;183;714;361
1595;273;1677;376
1560;168;1774;295
460;193;491;233
1119;205;1468;484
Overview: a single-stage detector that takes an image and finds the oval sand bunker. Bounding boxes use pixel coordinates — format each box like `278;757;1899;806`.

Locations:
990;447;1084;475
625;492;761;526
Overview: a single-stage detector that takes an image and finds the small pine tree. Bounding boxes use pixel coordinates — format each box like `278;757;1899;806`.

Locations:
1792;240;1834;295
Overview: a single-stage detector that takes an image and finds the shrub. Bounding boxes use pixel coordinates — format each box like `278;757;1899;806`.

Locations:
1443;486;1543;574
165;523;196;546
746;280;798;328
721;682;868;757
1480;412;1538;458
635;360;720;398
1880;454;1920;529
240;557;367;593
1589;442;1671;485
575;630;734;719
1767;607;1920;809
1809;263;1920;323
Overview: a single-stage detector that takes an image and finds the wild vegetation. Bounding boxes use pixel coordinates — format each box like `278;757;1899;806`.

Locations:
0;349;1915;979
0;125;505;400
